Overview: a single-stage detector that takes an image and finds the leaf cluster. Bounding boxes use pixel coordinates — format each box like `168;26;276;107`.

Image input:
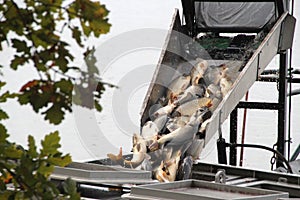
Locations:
0;124;77;199
0;0;111;124
0;0;113;198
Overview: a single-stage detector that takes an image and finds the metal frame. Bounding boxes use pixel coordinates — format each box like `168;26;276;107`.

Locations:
180;0;295;168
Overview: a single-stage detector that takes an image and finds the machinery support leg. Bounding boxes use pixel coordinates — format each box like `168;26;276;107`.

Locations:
230;108;238;166
217;138;227;165
277;53;288;168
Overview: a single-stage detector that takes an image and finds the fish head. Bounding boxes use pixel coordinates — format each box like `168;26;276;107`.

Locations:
154;155;180;182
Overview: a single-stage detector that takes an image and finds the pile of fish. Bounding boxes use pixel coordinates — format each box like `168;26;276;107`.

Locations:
107;58;240;182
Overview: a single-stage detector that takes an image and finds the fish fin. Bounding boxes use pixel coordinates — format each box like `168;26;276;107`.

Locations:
206;99;213;108
107;147;123;163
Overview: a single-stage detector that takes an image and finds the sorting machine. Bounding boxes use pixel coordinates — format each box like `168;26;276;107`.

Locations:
51;1;300;199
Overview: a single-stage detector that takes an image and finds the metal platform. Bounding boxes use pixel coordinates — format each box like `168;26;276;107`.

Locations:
123;179;288;200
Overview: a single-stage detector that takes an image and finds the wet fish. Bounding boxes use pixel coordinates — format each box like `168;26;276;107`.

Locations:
141;121;159;143
107;134;147;168
220;68;233;97
198;118;211;136
191;59;208;85
172;97;212;117
186;139;205;160
166;115;190;132
149;108;210;155
125;133;147;168
206;84;222;99
166;75;191;102
154;152;181;182
203;64;224;85
205;84;223;112
174;84;206;106
153;114;169;133
107;147;124;166
151;100;176;120
176;156;193;180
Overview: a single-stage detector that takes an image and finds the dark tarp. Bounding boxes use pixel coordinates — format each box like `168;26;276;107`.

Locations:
195;2;276;31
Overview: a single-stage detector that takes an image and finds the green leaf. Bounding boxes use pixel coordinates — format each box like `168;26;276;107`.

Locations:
0;82;6;89
5;145;23;159
11;39;30;54
37;162;54;177
44;104;64;125
27;135;38;158
94;100;102;112
10;55;27;70
62;178;80;200
0;109;9;120
0;123;9;142
41;131;61;156
71;26;83;47
47;154;72;167
54;79;73;95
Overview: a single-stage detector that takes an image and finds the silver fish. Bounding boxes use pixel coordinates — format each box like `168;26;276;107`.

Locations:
220;76;233;97
186;139;205;160
176;156;193;180
203;65;224;85
107;134;147;168
153;114;169;133
205;84;223;111
151;101;176;120
174;84;206;106
166;115;190;132
220;67;235;97
172;97;212;117
166;75;191;102
149;108;210;155
191;59;208;85
154;151;181;182
141;121;159;142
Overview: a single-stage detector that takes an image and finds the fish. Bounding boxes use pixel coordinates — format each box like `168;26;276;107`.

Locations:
124;133;147;168
186;139;205;160
154;151;181;182
191;59;208;85
220;67;234;97
151;100;176;120
166;115;190;132
203;64;224;85
176;156;193;180
198;118;211;136
149;108;210;155
107;147;125;166
141;121;159;144
153;114;169;133
107;134;147;168
205;84;223;111
172;97;212;117
174;84;206;106
206;84;222;99
166;75;191;102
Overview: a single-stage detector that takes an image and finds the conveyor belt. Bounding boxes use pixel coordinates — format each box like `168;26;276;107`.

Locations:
140;9;296;146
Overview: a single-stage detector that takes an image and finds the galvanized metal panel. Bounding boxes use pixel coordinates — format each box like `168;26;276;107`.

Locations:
122;179;288;200
51;162;154;185
140;9;182;126
278;14;296;52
